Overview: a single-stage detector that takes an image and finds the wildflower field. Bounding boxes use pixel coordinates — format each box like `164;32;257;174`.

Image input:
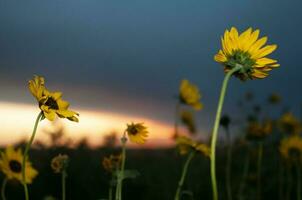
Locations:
1;1;302;200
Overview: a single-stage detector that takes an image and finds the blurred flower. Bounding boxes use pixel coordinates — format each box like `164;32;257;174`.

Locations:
268;93;281;104
0;146;38;184
214;27;279;80
43;196;57;200
176;136;210;157
180;111;196;134
51;154;69;173
246;119;273;140
126;123;148;144
220;114;231;130
245;92;254;101
28;75;79;122
102;154;122;173
278;112;302;135
280;135;302;164
179;79;203;110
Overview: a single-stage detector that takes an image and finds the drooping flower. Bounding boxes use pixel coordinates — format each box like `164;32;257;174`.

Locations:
180;110;196;134
28;75;79;122
126;123;148;144
102;154;122;173
278;112;302;135
179;79;203;110
176;136;210;157
246;119;273;140
51;154;69;173
0;146;38;184
214;27;279;80
280;135;302;164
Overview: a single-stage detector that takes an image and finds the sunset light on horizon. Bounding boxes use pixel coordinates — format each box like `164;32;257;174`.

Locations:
0;101;175;148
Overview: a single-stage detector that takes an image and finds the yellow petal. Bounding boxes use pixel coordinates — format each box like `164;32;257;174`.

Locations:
252;45;277;60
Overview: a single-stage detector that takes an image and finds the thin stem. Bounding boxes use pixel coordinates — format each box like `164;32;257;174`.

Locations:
109;184;113;200
174;151;195;200
1;178;7;200
238;148;250;200
210;65;241;200
279;158;284;200
62;170;67;200
296;164;301;200
116;134;127;200
286;165;292;200
225;128;232;200
257;141;263;200
22;111;43;200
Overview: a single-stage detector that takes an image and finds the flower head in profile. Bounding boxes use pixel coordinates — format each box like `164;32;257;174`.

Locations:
246;119;273;140
51;154;69;173
268;93;281;104
102;154;122;173
214;27;279;80
28;75;79;122
179;79;203;110
176;136;210;157
0;146;38;184
180;111;196;134
280;135;302;164
278;112;302;135
126;123;148;144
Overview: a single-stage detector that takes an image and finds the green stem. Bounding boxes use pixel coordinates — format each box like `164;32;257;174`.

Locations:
174;151;195;200
109;184;113;200
210;65;241;200
22;111;43;200
1;178;7;200
116;134;127;200
296;164;301;200
62;170;67;200
286;165;292;200
257;142;263;200
238;148;250;200
225;128;232;200
279;158;284;200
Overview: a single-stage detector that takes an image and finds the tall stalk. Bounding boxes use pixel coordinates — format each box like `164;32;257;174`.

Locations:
22;111;43;200
174;151;195;200
210;65;241;200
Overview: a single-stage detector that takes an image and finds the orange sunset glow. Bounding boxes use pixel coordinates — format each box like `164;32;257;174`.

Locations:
0;101;174;148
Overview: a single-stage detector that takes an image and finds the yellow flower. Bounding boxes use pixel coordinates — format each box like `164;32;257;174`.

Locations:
102;154;122;173
0;146;38;184
180;111;196;134
179;79;203;110
126;123;148;144
280;135;302;163
28;75;79;122
278;112;302;135
51;154;69;173
214;27;279;80
176;136;210;157
246;119;273;140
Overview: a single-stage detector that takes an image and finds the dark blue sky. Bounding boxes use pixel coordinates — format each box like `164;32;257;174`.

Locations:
0;0;301;130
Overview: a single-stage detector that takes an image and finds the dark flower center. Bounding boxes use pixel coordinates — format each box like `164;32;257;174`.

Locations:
128;126;138;135
45;97;59;110
9;160;22;173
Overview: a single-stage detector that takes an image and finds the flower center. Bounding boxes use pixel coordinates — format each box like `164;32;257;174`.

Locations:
226;50;256;80
128;126;138;135
9;160;22;173
45;97;59;110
